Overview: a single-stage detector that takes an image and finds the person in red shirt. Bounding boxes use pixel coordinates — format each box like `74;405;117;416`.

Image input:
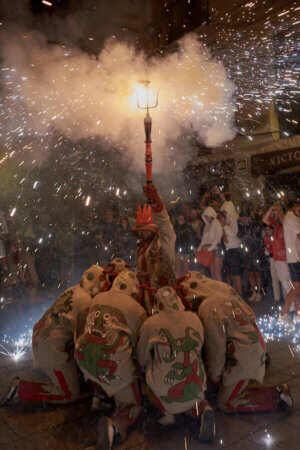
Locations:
263;205;292;302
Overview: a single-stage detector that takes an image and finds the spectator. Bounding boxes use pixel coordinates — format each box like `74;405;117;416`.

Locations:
175;213;197;276
263;225;281;302
188;208;203;250
189;208;202;235
198;206;223;281
199;190;222;213
238;205;264;302
282;199;300;323
199;190;211;211
219;201;243;295
263;204;291;303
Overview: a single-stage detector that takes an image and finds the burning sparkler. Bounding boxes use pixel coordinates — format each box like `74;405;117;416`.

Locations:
0;330;32;362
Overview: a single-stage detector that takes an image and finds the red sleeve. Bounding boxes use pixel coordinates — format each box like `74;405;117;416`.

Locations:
269;218;276;228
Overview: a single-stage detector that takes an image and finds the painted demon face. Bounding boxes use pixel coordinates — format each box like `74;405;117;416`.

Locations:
86;304;127;339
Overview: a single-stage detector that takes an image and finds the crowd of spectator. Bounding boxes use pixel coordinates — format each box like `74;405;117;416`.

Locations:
0;207;137;303
172;187;299;323
0;187;299;321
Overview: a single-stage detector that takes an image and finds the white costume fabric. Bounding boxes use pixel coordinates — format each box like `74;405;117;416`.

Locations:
18;265;106;403
179;271;266;386
199;207;223;252
137;286;206;414
75;270;147;397
177;272;279;413
105;257;130;277
284;211;300;263
153;208;177;269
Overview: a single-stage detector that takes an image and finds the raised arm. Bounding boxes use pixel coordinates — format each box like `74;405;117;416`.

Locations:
143;184;176;264
262;205;274;226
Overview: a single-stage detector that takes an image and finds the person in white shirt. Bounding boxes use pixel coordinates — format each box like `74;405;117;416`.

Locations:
198;206;223;281
282;200;300;322
219;201;243;295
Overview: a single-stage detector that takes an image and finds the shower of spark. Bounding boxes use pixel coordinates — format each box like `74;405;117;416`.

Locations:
0;2;297;206
257;310;300;354
0;3;298;351
0;330;32;362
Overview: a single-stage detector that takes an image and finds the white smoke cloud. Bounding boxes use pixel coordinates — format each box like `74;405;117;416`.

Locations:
1;26;236;173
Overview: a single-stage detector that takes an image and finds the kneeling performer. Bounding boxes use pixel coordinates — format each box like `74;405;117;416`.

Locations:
137;286;215;442
177;271;293;412
75;270;147;448
1;265;107;405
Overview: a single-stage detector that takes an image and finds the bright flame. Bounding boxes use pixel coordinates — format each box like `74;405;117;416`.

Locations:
130;83;158;110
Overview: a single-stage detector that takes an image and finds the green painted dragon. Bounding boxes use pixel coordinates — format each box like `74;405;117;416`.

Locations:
157;327;205;403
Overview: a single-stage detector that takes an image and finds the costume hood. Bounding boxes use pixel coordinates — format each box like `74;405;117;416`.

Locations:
104;258;129;277
154;286;185;314
81;265;109;296
202;206;217;224
111;270;139;299
221;201;238;221
177;271;212;310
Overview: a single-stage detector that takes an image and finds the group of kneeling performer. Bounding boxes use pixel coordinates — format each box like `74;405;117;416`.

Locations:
1;184;293;449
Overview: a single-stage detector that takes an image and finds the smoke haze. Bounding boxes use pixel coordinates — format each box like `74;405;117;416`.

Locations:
1;2;236;174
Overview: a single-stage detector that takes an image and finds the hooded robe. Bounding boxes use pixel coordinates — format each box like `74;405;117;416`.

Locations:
17;265;107;403
179;271;266;387
75;270;147;397
137;286;206;414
